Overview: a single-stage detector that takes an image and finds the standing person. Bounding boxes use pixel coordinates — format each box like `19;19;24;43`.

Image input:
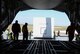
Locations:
22;23;28;40
76;33;80;41
12;20;21;40
29;31;33;39
66;23;75;41
75;23;80;41
54;31;56;39
6;29;10;39
10;32;13;40
57;30;60;36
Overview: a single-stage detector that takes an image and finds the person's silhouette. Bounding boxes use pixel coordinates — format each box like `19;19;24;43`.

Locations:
22;23;28;40
54;31;56;39
54;31;56;36
12;20;21;40
29;31;33;39
66;23;75;41
57;30;60;36
10;32;13;40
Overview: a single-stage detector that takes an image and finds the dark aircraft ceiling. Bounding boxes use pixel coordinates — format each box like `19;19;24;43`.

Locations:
23;0;63;9
0;0;80;36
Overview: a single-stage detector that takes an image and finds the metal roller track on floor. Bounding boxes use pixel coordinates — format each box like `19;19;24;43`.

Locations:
0;40;80;54
23;40;79;54
59;41;80;54
23;40;57;54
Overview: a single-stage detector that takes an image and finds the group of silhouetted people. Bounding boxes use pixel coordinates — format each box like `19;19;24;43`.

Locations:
12;20;28;40
11;20;78;41
54;30;60;36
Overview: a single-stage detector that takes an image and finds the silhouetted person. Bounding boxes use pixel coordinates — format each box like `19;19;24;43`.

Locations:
12;20;21;40
54;31;56;36
6;29;9;39
29;31;33;39
76;23;80;35
76;34;80;41
75;23;80;41
66;23;75;41
22;23;28;40
57;30;60;36
10;32;13;40
54;31;56;39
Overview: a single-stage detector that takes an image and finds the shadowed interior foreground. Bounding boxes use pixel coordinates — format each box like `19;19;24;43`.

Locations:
0;40;80;54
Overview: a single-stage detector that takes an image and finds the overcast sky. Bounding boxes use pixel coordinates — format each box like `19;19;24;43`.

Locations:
12;9;70;26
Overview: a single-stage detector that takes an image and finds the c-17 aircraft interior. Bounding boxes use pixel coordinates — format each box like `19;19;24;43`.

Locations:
0;0;80;54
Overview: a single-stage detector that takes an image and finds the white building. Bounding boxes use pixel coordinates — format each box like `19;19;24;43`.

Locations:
33;17;54;39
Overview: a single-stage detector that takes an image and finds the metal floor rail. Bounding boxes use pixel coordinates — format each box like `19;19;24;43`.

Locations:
0;40;80;54
23;40;80;54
